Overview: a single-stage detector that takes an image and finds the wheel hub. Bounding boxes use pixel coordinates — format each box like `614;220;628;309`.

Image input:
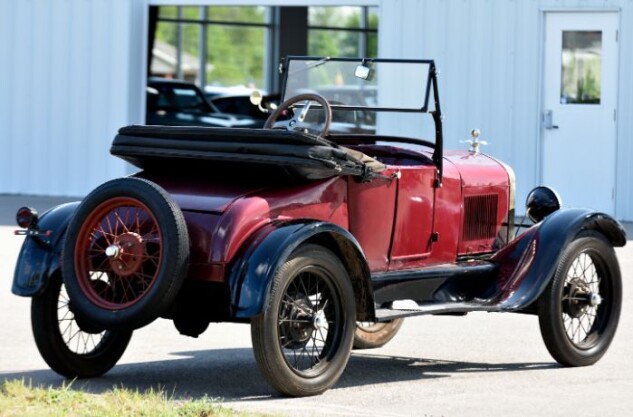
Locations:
564;278;599;318
589;292;602;307
283;298;314;349
106;232;144;277
313;310;327;331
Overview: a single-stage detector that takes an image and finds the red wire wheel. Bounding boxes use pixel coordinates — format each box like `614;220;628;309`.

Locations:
74;197;162;309
63;178;189;330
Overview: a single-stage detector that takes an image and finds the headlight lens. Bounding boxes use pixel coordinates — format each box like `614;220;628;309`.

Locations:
16;206;39;229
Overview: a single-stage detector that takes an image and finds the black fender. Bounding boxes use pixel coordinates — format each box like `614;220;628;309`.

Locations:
12;202;80;296
491;208;626;311
228;220;373;319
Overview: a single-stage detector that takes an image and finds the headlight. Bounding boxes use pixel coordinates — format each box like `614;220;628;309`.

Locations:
525;186;561;223
16;206;39;229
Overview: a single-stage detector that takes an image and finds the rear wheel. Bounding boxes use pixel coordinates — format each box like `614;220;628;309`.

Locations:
62;177;189;330
251;244;355;397
538;231;621;366
31;274;132;378
353;319;404;350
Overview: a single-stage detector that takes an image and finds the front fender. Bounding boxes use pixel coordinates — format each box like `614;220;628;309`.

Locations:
12;202;80;296
228;220;370;318
491;208;625;311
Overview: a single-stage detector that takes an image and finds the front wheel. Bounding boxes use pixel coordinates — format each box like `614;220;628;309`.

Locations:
31;274;132;378
251;244;355;397
537;231;622;367
353;319;404;350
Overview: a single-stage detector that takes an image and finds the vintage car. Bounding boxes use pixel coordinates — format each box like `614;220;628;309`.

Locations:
146;78;263;128
13;57;624;397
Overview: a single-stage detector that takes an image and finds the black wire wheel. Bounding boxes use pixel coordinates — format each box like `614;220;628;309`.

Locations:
353;318;404;350
251;244;355;397
538;231;622;367
31;273;132;378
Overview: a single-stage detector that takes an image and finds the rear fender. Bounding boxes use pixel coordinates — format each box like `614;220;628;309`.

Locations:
492;208;625;310
228;220;373;319
12;202;80;296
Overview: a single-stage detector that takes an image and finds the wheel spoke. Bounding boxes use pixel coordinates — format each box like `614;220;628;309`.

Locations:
577;317;589;342
76;199;164;308
113;210;130;234
557;248;615;349
277;268;341;373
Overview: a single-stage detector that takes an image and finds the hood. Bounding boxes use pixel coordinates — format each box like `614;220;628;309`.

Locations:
443;150;515;253
443;150;510;188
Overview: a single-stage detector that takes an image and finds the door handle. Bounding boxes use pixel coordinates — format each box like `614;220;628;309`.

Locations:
543;110;559;130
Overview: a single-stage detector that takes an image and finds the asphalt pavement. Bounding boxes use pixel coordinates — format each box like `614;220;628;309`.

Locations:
1;194;632;417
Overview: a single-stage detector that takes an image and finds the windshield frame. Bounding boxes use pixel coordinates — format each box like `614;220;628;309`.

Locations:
280;56;436;113
279;56;444;185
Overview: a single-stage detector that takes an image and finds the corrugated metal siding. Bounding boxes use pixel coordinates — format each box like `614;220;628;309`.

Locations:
615;2;633;219
0;0;138;197
379;0;633;220
1;0;632;219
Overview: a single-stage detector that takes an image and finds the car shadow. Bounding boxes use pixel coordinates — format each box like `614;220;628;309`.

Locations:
0;348;557;400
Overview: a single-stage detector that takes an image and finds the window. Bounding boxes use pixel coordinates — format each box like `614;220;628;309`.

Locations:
149;6;380;94
151;6;272;93
560;31;602;105
308;6;379;58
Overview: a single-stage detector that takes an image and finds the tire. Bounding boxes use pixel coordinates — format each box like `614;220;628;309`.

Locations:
31;274;132;378
62;177;189;330
353;319;404;350
251;244;355;397
537;231;622;366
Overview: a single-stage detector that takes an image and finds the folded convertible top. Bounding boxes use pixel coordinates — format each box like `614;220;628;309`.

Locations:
111;125;386;181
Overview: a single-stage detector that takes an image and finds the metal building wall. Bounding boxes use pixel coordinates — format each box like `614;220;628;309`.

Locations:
0;0;145;197
379;0;633;220
1;0;631;219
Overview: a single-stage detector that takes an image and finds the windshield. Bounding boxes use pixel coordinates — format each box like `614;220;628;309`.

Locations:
282;57;434;112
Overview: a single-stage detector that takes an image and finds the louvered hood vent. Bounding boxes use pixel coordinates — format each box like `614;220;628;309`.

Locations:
463;194;498;241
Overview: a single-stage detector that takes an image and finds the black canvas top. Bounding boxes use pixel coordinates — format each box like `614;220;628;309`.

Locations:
111;125;385;181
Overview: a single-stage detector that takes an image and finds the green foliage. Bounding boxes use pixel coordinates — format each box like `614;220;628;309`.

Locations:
154;7;266;88
153;6;379;88
308;7;378;58
0;379;267;417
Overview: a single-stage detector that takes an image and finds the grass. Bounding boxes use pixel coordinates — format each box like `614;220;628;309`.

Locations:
0;379;267;417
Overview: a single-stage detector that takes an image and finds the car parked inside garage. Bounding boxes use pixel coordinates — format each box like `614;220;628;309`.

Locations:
146;78;263;128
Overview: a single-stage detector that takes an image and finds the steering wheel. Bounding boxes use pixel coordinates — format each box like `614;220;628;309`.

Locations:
264;93;332;138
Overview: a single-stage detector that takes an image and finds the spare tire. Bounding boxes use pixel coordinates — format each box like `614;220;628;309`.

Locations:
62;177;189;330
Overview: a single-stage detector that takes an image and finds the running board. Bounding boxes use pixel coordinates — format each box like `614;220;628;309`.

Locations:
375;302;501;321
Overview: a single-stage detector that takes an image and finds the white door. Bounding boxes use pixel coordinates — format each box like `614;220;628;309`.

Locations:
542;12;619;214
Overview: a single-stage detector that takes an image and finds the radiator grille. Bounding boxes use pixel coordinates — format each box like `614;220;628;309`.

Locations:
463;194;498;241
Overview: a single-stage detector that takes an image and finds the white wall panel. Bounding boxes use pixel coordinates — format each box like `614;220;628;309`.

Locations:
0;0;135;197
614;3;633;219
